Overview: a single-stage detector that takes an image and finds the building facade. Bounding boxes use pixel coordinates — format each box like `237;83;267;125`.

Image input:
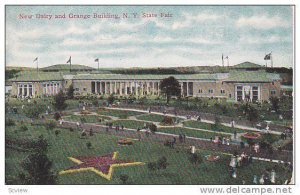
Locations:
9;71;281;102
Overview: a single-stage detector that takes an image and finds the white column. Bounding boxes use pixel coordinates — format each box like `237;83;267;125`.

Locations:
242;86;245;100
146;82;149;94
119;82;122;95
104;82;107;94
32;84;35;97
27;84;30;97
100;81;102;94
94;81;97;94
109;81;113;94
157;82;160;95
152;81;155;94
17;84;20;97
135;82;138;95
186;82;189;96
250;86;253;102
114;81;117;94
22;85;25;98
130;82;133;94
141;82;144;95
180;82;183;96
125;82;128;95
258;85;261;101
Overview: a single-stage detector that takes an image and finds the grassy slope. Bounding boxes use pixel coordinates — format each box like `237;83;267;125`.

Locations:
5;123;291;184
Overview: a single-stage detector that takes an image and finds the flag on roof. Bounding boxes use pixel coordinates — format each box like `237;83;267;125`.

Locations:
264;53;271;60
33;57;38;62
95;58;99;62
66;56;71;64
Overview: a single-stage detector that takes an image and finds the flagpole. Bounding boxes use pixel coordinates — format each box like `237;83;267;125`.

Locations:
271;52;273;68
98;61;99;71
227;57;229;67
222;54;224;67
37;58;39;73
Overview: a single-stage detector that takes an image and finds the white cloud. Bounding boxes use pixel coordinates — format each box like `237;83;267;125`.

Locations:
239;34;291;44
236;15;289;29
172;12;223;30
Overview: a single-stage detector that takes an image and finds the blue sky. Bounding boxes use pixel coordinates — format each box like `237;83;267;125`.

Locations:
6;5;294;68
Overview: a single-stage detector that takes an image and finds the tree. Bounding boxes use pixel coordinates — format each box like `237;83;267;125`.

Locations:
148;123;157;133
240;103;259;122
53;90;67;111
270;96;280;112
67;84;75;99
20;136;56;184
107;94;115;105
160;76;181;103
119;174;129;184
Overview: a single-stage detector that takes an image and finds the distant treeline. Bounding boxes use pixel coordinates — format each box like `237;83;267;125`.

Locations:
266;67;293;74
5;69;20;80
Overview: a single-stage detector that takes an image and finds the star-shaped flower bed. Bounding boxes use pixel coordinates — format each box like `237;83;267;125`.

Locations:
59;152;144;180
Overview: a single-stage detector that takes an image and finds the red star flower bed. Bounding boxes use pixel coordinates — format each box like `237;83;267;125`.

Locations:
242;132;261;139
65;153;132;174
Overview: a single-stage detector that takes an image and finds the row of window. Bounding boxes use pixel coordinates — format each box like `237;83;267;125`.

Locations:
43;83;60;87
198;89;225;94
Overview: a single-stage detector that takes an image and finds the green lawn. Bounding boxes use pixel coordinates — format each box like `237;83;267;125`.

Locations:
5;123;292;184
136;114;182;123
62;115;111;124
97;109;144;118
183;120;247;134
158;127;224;140
112;120;149;129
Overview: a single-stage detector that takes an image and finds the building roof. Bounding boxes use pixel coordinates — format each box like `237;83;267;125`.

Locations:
8;70;281;83
72;73;217;81
224;71;281;83
232;61;264;69
41;64;95;71
9;72;64;82
281;85;293;91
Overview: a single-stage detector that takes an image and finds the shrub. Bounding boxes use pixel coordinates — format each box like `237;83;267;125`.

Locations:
92;99;99;107
54;130;60;136
23;103;46;119
161;116;174;125
148;123;157;133
81;132;87;137
119;114;128;119
53;112;61;121
6;118;15;126
45;121;56;130
147;162;158;171
69;127;74;132
189;153;203;165
20;124;28;131
86;142;92;149
119;174;129;184
157;156;168;170
147;157;168;171
80;117;87;123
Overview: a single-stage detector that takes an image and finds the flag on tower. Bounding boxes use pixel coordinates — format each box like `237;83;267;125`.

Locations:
264;53;271;60
33;57;38;62
95;58;99;62
66;56;71;64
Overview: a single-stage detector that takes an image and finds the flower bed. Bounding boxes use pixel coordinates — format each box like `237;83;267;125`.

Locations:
241;132;261;139
59;152;144;180
118;138;133;145
205;154;220;162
